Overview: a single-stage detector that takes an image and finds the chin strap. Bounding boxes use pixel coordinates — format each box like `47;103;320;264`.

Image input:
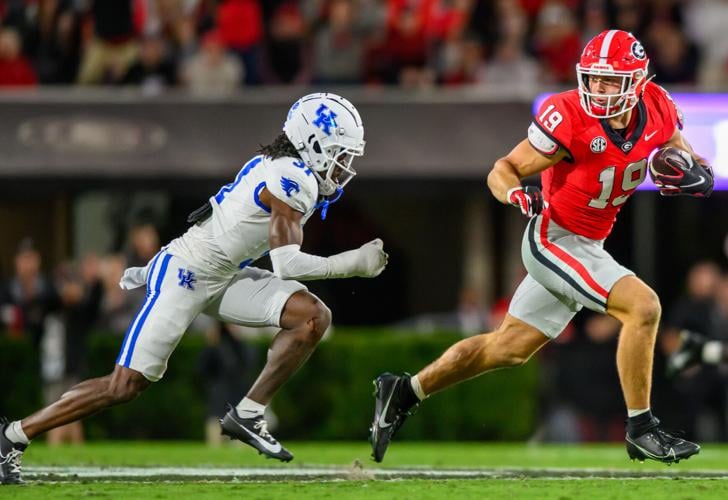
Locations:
315;187;344;220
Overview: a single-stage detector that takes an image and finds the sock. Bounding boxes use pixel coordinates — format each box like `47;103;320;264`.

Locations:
626;409;655;438
703;341;723;364
235;397;266;418
4;420;29;446
393;375;421;412
410;375;427;401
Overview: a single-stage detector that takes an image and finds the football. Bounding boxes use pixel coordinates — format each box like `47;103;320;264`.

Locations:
648;146;692;184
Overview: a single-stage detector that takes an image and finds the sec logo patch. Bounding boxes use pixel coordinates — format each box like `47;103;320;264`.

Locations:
590;136;607;153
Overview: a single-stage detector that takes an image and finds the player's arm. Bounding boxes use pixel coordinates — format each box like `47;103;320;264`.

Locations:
488;139;566;217
262;189;388;281
656;127;714;197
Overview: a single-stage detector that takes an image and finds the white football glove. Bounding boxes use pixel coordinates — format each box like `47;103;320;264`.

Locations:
330;238;388;278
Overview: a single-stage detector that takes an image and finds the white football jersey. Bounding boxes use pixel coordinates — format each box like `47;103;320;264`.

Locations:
167;155;320;277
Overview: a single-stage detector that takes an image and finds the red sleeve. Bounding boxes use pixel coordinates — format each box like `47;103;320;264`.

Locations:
528;94;575;162
650;83;683;142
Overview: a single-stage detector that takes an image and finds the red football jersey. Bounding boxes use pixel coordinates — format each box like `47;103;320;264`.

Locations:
528;82;682;239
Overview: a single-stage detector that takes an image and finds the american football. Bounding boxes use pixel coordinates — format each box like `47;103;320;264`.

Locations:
648;146;692;184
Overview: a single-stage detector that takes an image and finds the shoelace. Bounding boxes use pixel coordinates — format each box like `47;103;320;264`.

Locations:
0;448;23;475
253;420;274;441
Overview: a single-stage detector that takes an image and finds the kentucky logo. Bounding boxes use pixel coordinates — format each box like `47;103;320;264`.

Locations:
280;177;300;197
177;268;196;290
312;104;338;135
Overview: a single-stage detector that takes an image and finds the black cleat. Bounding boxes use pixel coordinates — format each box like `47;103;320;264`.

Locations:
666;330;706;377
1;419;26;485
626;418;700;464
220;405;293;462
369;373;419;463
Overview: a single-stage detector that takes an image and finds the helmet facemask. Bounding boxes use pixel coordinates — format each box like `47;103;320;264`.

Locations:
577;64;649;119
314;139;364;196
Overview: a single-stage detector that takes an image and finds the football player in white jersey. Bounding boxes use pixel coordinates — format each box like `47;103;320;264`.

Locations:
0;93;388;483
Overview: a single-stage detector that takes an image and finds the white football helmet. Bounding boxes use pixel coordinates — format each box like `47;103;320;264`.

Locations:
283;93;365;196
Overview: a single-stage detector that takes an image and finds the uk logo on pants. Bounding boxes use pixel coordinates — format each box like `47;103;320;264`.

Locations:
178;268;196;290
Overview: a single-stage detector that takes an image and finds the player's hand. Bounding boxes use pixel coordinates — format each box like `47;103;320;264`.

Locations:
507;186;544;218
353;238;389;278
655;151;713;198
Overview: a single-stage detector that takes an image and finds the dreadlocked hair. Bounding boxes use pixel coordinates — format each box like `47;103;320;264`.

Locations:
258;133;302;160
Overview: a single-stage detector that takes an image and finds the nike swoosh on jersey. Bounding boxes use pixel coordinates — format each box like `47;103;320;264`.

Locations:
644;131;658;141
236;423;282;454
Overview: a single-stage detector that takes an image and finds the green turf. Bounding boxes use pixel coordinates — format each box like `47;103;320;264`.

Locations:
6;479;728;500
21;441;728;470
6;442;728;499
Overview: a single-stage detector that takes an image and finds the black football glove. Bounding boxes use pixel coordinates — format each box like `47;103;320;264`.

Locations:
507;186;544;218
654;150;714;198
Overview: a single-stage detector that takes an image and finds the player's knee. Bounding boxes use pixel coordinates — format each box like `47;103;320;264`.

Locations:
309;299;331;342
490;320;540;367
629;290;661;328
106;371;149;405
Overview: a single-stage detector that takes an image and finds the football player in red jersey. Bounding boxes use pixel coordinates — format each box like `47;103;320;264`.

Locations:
370;30;710;464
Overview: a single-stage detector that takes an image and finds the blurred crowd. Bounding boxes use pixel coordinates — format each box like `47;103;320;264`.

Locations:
1;0;728;93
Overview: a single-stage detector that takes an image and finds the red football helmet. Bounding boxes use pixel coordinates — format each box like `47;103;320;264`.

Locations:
576;30;650;118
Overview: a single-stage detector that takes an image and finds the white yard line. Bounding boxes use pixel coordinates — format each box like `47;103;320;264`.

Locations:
22;466;728;481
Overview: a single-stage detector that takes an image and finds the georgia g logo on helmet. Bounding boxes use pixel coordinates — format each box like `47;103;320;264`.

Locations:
631;41;646;60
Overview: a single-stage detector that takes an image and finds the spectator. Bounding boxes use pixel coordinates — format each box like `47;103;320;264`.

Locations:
217;0;264;85
645;20;699;85
97;254;139;335
475;37;539;94
180;30;243;95
684;0;728;90
120;34;177;95
124;222;161;269
0;27;38;87
531;0;581;84
0;238;58;343
43;255;103;445
312;0;366;84
76;0;139;84
262;2;311;84
24;0;82;85
662;261;726;441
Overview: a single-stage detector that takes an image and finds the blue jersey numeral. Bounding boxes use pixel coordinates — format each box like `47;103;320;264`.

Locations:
214;156;263;204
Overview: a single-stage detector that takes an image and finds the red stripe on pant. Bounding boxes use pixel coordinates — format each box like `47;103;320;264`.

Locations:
539;211;610;301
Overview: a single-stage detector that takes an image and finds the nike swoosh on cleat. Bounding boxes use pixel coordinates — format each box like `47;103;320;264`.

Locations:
377;382;397;429
233;423;282;454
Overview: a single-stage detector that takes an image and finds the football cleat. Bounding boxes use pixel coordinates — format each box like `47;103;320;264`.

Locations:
220;406;293;462
666;330;706;378
626;418;700;464
369;373;419;463
0;419;26;485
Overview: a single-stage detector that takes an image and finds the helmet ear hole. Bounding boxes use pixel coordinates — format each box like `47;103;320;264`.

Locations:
313;141;322;154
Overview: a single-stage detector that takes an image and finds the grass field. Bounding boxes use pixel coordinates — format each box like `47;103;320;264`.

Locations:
5;441;728;499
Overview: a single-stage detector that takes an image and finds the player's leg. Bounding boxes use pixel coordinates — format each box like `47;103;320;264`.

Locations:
370;274;576;462
205;267;321;461
606;276;660;412
415;314;549;395
607;276;700;463
526;213;699;463
1;365;150;485
244;290;330;404
1;251;206;485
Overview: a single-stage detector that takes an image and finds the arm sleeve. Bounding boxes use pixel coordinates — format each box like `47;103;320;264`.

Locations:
264;158;318;214
270;244;364;281
529;95;574;162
